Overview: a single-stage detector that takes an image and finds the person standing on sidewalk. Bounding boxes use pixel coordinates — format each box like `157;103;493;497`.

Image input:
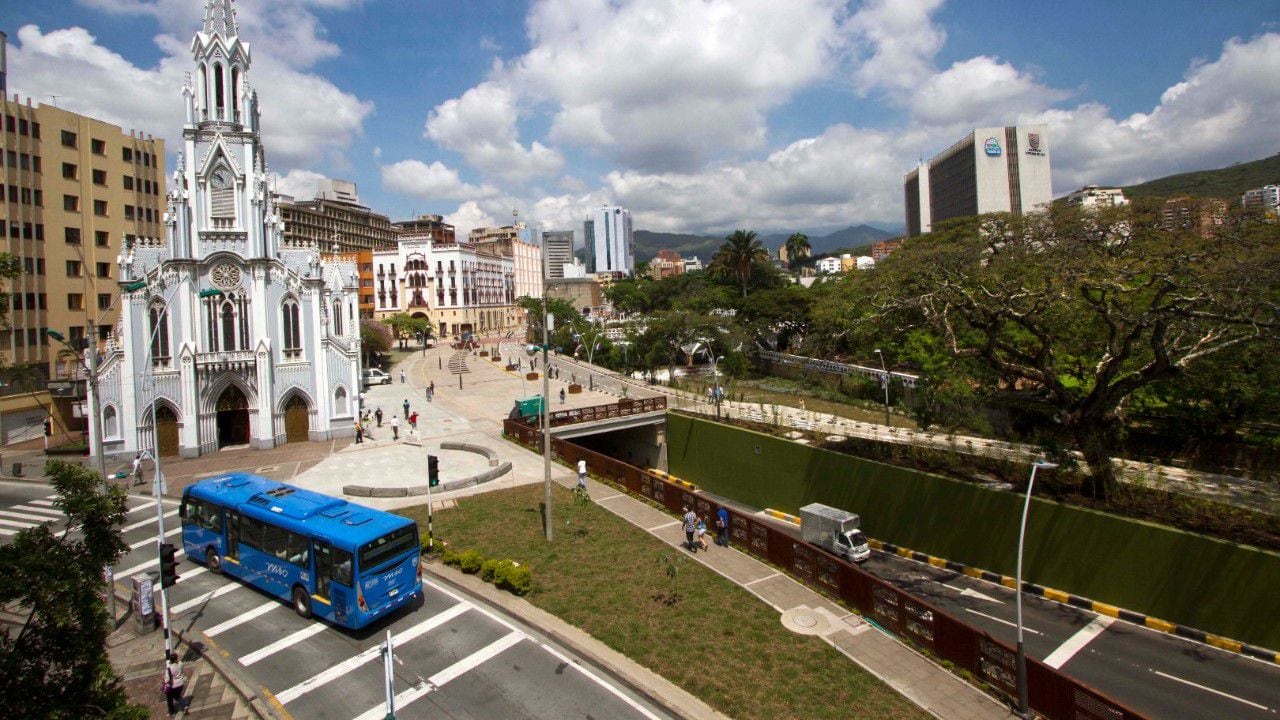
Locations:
390;416;400;441
400;369;406;384
716;506;730;546
163;651;186;715
131;453;144;486
577;459;587;490
402;399;410;418
682;506;698;553
408;411;419;432
355;421;364;444
375;408;383;427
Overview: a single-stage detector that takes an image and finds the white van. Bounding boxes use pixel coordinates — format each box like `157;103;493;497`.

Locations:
362;369;391;386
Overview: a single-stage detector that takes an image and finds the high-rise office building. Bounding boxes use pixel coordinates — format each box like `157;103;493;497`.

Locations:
542;230;574;279
584;205;633;275
276;179;396;253
1;95;165;444
904;125;1052;236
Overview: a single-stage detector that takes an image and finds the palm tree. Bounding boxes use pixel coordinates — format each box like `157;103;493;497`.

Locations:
784;232;811;270
710;229;769;298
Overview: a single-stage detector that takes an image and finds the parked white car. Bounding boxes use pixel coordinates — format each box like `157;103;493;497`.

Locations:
362;369;392;386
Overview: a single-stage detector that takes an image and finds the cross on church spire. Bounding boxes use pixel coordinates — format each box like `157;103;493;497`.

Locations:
203;0;238;39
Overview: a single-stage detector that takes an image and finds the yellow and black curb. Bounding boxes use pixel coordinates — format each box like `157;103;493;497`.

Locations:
866;538;1280;666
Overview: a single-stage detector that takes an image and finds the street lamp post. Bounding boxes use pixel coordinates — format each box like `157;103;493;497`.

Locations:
712;355;724;420
1015;459;1058;719
874;349;891;428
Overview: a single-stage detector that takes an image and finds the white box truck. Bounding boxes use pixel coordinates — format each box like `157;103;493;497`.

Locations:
800;503;871;563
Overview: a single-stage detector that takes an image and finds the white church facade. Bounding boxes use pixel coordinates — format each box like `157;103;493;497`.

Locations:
92;0;360;459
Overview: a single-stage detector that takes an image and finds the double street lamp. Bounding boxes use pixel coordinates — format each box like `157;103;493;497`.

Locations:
1015;459;1058;719
874;348;891;428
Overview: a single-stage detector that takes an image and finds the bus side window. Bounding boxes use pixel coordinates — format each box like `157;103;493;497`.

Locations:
333;548;353;587
179;500;187;519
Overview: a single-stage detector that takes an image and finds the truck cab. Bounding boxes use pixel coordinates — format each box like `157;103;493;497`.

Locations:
800;502;871;564
833;527;871;563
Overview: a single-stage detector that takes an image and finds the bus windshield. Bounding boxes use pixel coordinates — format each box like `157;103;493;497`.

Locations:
360;525;418;573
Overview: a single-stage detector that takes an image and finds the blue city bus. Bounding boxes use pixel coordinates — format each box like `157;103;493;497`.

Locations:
180;473;423;630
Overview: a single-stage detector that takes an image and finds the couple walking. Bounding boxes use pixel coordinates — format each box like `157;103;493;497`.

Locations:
683;506;730;552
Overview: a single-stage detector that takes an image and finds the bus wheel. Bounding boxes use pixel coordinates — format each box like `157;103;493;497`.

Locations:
292;586;313;619
206;548;222;574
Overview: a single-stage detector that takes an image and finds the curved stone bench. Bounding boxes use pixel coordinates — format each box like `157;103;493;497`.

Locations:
440;441;500;467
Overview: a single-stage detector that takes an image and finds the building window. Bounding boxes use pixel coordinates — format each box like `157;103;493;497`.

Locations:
102;406;119;439
98;293;112;311
90;138;106;155
282;299;302;353
66;260;82;277
61;130;76;148
67;294;84;311
124;205;135;220
92;169;107;186
62;162;77;180
64;227;80;245
93;199;108;217
96;262;110;278
334;387;348;416
149;301;170;364
221;301;236;350
122;148;133;163
63;195;79;212
123;175;134;190
332;300;343;335
95;231;109;247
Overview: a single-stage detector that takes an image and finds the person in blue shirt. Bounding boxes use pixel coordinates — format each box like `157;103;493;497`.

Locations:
716;507;730;546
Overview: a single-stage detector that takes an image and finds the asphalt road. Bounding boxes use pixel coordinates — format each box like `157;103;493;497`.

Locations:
755;512;1280;720
1;481;671;720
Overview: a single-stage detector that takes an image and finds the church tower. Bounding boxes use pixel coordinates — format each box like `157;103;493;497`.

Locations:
91;0;361;460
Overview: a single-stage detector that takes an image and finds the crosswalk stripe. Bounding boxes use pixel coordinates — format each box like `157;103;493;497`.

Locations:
29;499;60;508
175;567;208;585
115;547;185;579
171;582;240;614
239;623;328;666
0;527;15;536
0;517;38;529
0;510;60;523
121;510;178;533
130;527;182;549
204;600;281;638
14;504;63;517
276;602;472;705
352;631;525;720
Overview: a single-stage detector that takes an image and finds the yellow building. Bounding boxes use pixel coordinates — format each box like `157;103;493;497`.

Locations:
1;97;164;445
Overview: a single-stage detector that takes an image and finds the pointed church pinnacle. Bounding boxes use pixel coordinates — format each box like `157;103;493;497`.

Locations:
203;0;238;39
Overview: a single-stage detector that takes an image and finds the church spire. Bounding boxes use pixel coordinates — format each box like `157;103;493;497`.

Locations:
203;0;238;39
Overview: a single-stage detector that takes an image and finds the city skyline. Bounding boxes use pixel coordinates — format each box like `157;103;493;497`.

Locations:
1;0;1277;239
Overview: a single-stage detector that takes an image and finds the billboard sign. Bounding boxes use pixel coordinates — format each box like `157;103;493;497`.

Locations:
983;137;1002;157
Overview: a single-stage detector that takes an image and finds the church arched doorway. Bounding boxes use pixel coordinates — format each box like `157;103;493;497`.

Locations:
283;395;309;444
215;385;250;449
155;405;180;457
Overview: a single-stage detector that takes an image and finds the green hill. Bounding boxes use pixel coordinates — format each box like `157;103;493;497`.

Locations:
1122;153;1280;200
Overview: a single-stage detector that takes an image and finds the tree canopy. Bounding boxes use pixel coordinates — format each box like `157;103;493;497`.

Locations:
709;229;770;298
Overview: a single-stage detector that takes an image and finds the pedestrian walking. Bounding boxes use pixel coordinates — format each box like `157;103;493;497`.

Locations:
696;515;709;551
559;388;566;404
375;408;383;427
409;411;419;432
355;421;364;444
131;453;144;486
577;459;587;490
716;506;730;546
403;399;410;418
400;369;406;384
163;651;187;716
682;506;698;553
390;416;400;440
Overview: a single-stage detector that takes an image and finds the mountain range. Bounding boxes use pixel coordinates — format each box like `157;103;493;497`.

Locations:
632;224;896;264
1119;152;1280;200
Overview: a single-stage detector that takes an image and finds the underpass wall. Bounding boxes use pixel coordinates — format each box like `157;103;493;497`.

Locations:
666;412;1280;650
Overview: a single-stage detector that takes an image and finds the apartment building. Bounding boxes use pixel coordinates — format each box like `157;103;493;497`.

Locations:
542;229;574;279
392;213;455;243
1;95;164;444
1161;196;1228;237
277;179;396;253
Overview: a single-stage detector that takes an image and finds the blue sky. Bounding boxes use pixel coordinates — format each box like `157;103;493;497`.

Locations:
3;1;1278;238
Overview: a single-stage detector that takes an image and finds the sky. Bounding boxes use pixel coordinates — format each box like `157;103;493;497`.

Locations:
2;0;1278;241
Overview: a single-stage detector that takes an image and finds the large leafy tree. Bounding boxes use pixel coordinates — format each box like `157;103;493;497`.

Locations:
710;229;769;298
847;205;1279;499
0;461;144;718
784;232;811;270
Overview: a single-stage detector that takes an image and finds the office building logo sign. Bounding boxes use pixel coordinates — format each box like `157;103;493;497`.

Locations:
1026;132;1045;156
983;137;1002;157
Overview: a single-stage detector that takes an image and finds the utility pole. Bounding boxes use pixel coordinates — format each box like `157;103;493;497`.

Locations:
542;245;552;541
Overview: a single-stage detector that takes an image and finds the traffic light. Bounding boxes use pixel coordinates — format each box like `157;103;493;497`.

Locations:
159;542;180;588
428;454;440;488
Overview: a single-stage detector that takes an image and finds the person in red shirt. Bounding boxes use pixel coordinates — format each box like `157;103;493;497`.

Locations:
409;411;419;431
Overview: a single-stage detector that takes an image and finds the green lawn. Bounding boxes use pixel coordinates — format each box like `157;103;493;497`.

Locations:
401;484;926;720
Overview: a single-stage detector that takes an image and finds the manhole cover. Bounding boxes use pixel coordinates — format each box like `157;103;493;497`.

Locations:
792;613;817;628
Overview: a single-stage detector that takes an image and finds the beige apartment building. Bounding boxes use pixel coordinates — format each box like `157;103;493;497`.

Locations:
0;96;165;444
277;180;396;253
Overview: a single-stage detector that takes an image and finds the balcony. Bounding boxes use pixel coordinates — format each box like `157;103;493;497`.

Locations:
196;349;256;371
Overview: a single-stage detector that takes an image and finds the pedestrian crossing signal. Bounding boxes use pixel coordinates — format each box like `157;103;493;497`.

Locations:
428;454;440;487
159;542;179;588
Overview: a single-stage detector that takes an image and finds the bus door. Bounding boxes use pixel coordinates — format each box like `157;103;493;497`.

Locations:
314;540;333;604
225;510;240;563
313;542;354;624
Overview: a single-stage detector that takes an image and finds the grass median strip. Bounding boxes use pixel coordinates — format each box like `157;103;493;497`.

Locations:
402;484;927;720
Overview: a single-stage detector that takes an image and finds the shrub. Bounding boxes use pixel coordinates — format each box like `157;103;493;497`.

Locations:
495;562;533;596
458;549;484;574
441;548;461;567
480;558;503;582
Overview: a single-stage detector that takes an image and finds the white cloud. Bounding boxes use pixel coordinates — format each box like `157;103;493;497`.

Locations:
443;201;499;240
272;168;326;199
847;0;946;95
424;82;564;182
909;56;1069;127
379;160;499;201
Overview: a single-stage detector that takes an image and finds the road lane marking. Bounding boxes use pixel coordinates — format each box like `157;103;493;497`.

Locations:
1044;615;1114;669
13;504;63;517
129;526;182;549
172;581;239;614
121;510;178;533
0;507;60;517
205;600;281;637
960;587;1003;604
116;547;185;579
29;499;60;508
646;520;679;531
352;631;525;720
276;602;472;705
174;567;208;585
964;608;1041;635
239;623;328;666
0;526;14;536
537;641;663;720
1152;670;1270;711
0;517;38;529
744;573;781;587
